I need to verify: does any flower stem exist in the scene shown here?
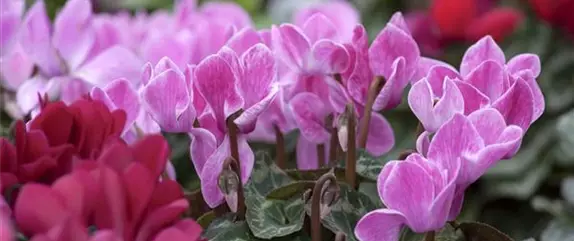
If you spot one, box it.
[358,76,384,149]
[424,231,435,241]
[274,125,286,169]
[226,112,245,220]
[317,144,326,167]
[328,126,339,166]
[311,172,338,241]
[335,232,346,241]
[344,103,357,189]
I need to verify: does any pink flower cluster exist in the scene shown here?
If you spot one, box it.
[355,34,544,241]
[1,0,545,240]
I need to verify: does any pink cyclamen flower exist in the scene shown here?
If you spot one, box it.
[140,57,197,133]
[409,36,543,134]
[355,110,522,240]
[189,44,278,208]
[0,196,13,241]
[16,0,142,114]
[355,153,459,241]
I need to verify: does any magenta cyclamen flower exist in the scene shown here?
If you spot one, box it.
[355,153,459,241]
[355,110,522,240]
[409,36,544,134]
[189,44,278,208]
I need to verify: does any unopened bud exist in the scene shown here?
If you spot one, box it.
[218,168,240,212]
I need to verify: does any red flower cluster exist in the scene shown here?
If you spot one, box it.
[0,98,126,194]
[0,98,202,241]
[528,0,574,37]
[407,0,523,55]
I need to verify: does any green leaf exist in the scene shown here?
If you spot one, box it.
[457,222,514,241]
[556,111,574,167]
[285,167,348,182]
[243,151,305,239]
[266,181,317,200]
[354,150,386,181]
[311,184,380,241]
[245,195,306,239]
[247,151,293,196]
[202,214,255,241]
[357,182,383,208]
[399,225,464,241]
[541,219,574,241]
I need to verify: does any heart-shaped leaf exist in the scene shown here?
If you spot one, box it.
[245,195,306,239]
[202,213,255,241]
[457,221,514,241]
[266,181,317,200]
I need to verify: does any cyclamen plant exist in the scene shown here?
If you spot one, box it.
[0,0,546,241]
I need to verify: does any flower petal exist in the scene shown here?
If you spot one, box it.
[20,1,63,77]
[74,46,143,87]
[53,0,94,70]
[369,23,419,80]
[271,24,311,71]
[381,161,435,232]
[354,209,405,241]
[188,128,217,174]
[235,44,279,133]
[141,68,195,133]
[200,135,253,208]
[372,57,409,111]
[296,135,329,170]
[416,131,430,156]
[492,77,534,131]
[195,54,243,130]
[290,92,330,143]
[460,36,505,76]
[364,112,395,156]
[428,114,484,183]
[226,27,263,55]
[302,13,337,43]
[311,39,350,74]
[464,60,505,100]
[507,54,541,77]
[514,70,544,121]
[15,184,67,236]
[453,80,489,115]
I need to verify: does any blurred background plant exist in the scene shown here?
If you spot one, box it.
[3,0,574,240]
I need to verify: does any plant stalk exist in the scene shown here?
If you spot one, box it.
[274,125,286,169]
[358,76,384,149]
[226,112,245,220]
[328,126,339,166]
[344,103,357,189]
[311,172,338,241]
[317,144,326,168]
[424,231,435,241]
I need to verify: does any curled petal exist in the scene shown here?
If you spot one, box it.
[293,1,359,41]
[15,184,67,236]
[388,12,411,34]
[507,54,541,77]
[354,209,405,241]
[290,93,330,143]
[311,40,350,73]
[369,24,420,80]
[372,57,408,111]
[425,65,461,97]
[514,70,544,121]
[416,131,431,156]
[96,78,140,130]
[492,78,534,131]
[364,112,394,156]
[412,57,456,84]
[235,44,279,133]
[460,36,505,76]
